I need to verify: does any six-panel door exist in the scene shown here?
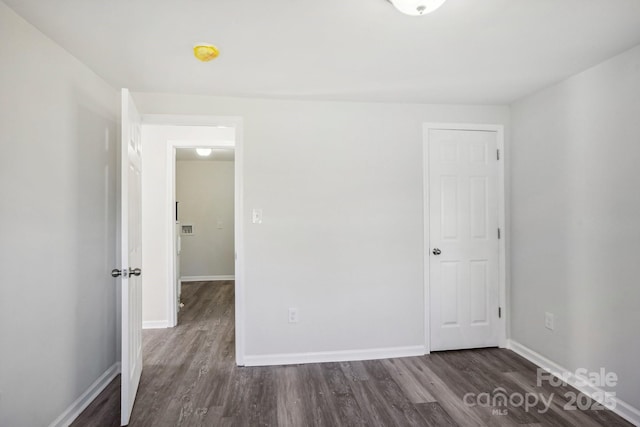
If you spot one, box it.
[429,129,500,352]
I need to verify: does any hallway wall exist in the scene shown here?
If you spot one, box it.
[177,160,235,278]
[0,3,119,426]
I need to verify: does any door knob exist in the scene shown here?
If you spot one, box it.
[129,267,142,277]
[432,248,442,255]
[111,268,128,278]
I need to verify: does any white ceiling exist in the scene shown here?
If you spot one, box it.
[176,148,235,162]
[6,0,640,104]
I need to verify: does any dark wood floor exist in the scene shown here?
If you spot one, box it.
[73,281,631,427]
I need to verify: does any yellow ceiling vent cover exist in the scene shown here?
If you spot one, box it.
[193,43,219,62]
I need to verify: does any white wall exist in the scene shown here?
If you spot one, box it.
[134,93,510,358]
[0,2,119,426]
[511,44,640,410]
[141,125,235,324]
[177,160,235,278]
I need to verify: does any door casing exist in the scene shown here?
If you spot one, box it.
[422,123,507,354]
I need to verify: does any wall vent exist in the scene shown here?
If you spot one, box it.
[181,224,194,235]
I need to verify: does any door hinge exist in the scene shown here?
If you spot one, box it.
[499,307,502,318]
[498,228,501,239]
[497,149,500,160]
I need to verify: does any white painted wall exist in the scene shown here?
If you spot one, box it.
[511,44,640,410]
[141,125,235,324]
[177,160,235,278]
[0,3,119,426]
[134,93,510,358]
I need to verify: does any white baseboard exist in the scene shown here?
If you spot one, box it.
[507,340,640,426]
[243,345,425,367]
[181,275,235,282]
[49,362,121,427]
[143,320,170,329]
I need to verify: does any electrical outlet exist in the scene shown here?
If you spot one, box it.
[288,308,299,323]
[545,312,554,330]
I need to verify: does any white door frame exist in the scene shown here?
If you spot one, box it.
[422,123,507,354]
[142,114,246,366]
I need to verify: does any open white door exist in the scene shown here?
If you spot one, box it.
[119,88,143,425]
[428,128,501,352]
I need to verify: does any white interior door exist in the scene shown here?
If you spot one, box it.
[120,88,143,425]
[428,128,500,352]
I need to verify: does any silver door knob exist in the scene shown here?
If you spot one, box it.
[432,248,442,255]
[111,268,128,278]
[129,267,142,277]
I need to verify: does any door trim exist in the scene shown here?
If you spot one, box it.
[142,114,246,366]
[422,123,506,354]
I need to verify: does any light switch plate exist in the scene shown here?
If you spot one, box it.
[252,208,263,224]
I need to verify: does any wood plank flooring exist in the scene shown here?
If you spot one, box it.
[72,282,632,426]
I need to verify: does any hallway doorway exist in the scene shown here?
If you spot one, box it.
[174,147,236,321]
[139,115,246,368]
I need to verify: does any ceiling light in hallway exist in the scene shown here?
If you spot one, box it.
[389,0,447,16]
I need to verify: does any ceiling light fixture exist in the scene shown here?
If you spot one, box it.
[389,0,447,16]
[193,43,219,62]
[196,148,213,156]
